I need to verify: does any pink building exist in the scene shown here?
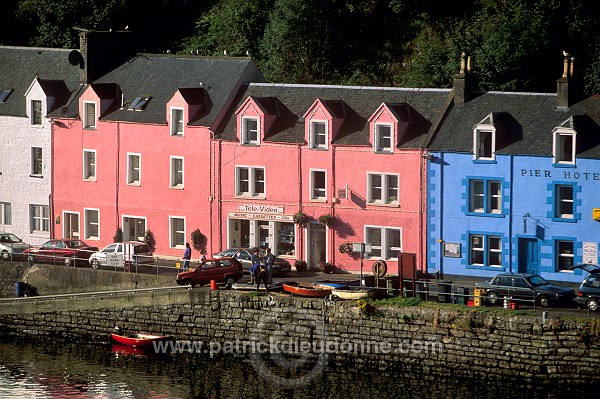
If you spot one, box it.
[52,51,264,258]
[213,83,450,273]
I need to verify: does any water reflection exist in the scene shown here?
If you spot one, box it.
[0,337,597,399]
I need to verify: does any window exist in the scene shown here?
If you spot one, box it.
[556,185,573,218]
[468,179,502,214]
[367,173,398,204]
[171,108,184,136]
[474,128,495,160]
[30,205,50,233]
[365,226,402,260]
[0,202,11,226]
[127,153,141,185]
[170,217,185,248]
[31,147,43,176]
[236,166,265,197]
[83,150,96,181]
[469,234,502,267]
[374,124,393,152]
[84,209,99,240]
[83,102,96,129]
[553,130,575,164]
[31,100,42,125]
[127,97,150,111]
[310,170,326,200]
[310,121,327,149]
[556,240,574,271]
[170,157,184,188]
[242,117,259,145]
[0,89,12,103]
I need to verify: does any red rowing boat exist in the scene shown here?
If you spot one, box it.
[111,330,172,348]
[283,282,332,297]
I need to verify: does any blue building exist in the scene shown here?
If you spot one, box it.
[427,54,600,283]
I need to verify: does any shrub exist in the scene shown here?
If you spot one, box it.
[113,227,123,243]
[143,230,156,252]
[320,261,335,274]
[294,260,307,272]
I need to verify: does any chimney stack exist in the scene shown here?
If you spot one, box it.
[454,52,473,106]
[557,52,574,109]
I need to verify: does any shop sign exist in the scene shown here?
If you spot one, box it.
[238,204,284,214]
[229,211,293,221]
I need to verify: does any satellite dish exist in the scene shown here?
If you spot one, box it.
[68,50,83,67]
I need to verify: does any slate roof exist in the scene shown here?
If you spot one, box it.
[217,83,451,148]
[84,54,265,127]
[0,46,83,117]
[429,91,600,158]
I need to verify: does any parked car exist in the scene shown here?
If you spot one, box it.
[0,233,30,261]
[24,239,99,267]
[570,264,600,311]
[88,241,154,269]
[213,247,292,275]
[476,272,575,308]
[175,257,243,288]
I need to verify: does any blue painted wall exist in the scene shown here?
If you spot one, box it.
[427,152,599,283]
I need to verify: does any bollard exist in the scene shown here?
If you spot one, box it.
[210,280,218,290]
[542,311,549,324]
[503,296,509,309]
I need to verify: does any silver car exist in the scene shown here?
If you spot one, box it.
[88,241,154,269]
[0,233,30,261]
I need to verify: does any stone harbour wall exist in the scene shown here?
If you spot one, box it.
[1,289,599,384]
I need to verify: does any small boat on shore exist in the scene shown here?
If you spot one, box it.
[111,327,172,348]
[315,281,350,290]
[332,287,377,300]
[230,282,284,292]
[283,282,332,297]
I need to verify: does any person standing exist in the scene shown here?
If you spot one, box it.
[199,250,207,264]
[264,248,275,284]
[183,242,191,269]
[250,248,261,284]
[256,264,269,293]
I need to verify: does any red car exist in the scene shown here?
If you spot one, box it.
[176,257,243,288]
[24,239,99,267]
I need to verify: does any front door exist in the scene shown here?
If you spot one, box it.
[308,223,326,270]
[123,217,146,242]
[63,212,79,238]
[258,221,270,250]
[518,238,539,274]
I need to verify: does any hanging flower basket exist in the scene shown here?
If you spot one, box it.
[293,211,309,227]
[338,242,353,255]
[318,214,334,227]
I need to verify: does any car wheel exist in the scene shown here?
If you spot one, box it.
[538,295,550,308]
[587,298,599,312]
[1,251,10,261]
[486,291,499,305]
[91,259,100,269]
[27,255,35,264]
[184,279,196,288]
[225,276,236,286]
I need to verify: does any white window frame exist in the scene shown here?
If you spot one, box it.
[241,117,260,145]
[83,101,96,129]
[469,179,502,214]
[31,99,42,125]
[170,107,184,136]
[469,234,502,267]
[309,120,328,150]
[310,169,327,201]
[84,208,100,240]
[127,153,141,185]
[83,149,96,181]
[364,226,402,260]
[473,126,495,160]
[556,185,574,219]
[235,166,266,197]
[553,128,576,165]
[31,147,43,176]
[367,172,399,205]
[374,123,393,153]
[0,202,11,226]
[169,216,186,248]
[30,204,50,233]
[170,156,184,189]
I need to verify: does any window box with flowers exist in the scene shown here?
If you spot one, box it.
[338,242,353,255]
[293,211,309,227]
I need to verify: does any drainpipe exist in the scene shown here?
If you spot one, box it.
[50,123,55,239]
[419,148,426,274]
[509,154,514,273]
[439,152,444,278]
[115,122,120,229]
[331,144,336,266]
[297,144,303,261]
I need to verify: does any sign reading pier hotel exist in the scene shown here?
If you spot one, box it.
[230,204,292,221]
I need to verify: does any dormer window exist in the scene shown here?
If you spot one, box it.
[310,121,327,149]
[241,117,260,145]
[83,101,96,129]
[31,100,42,125]
[127,97,150,111]
[0,89,12,103]
[170,108,184,136]
[374,123,393,153]
[473,128,495,160]
[553,130,575,165]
